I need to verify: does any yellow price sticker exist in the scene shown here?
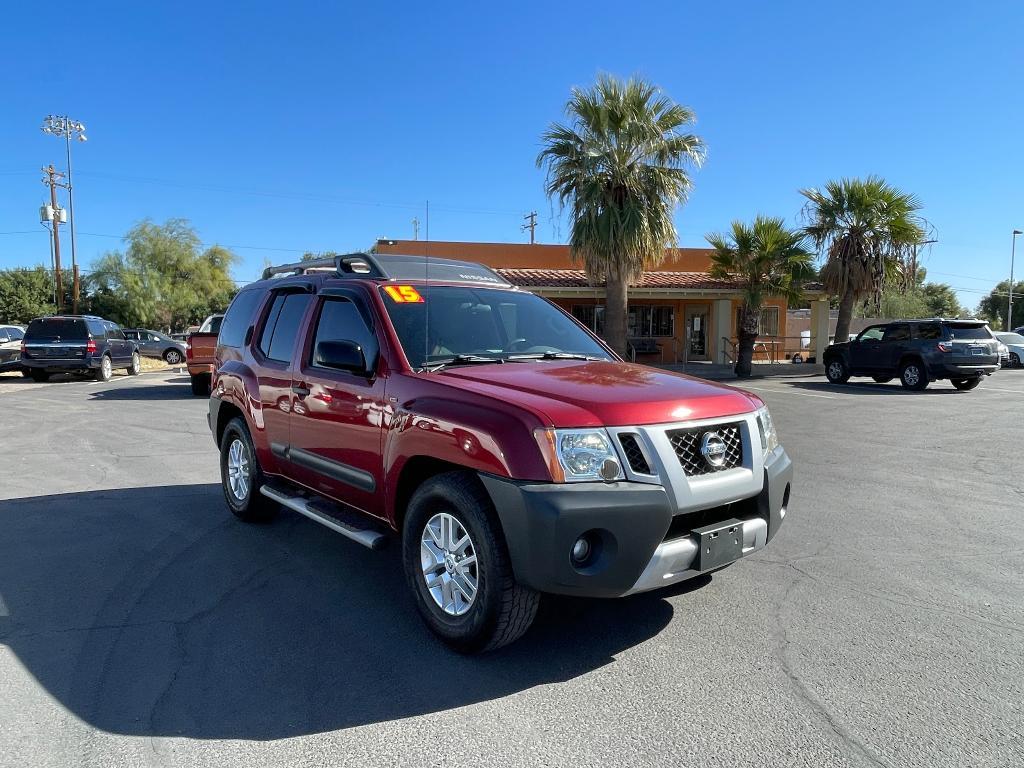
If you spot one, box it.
[383,285,425,303]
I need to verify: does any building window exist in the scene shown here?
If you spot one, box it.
[574,304,674,337]
[734,306,781,337]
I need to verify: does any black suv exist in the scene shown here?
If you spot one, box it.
[21,315,141,382]
[823,319,999,391]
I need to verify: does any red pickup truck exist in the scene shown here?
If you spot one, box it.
[186,314,223,395]
[208,253,793,652]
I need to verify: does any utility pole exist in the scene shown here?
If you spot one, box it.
[412,217,420,240]
[1009,230,1021,331]
[522,211,537,244]
[41,165,66,312]
[42,115,87,312]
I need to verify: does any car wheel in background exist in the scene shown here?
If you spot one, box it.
[190,373,210,396]
[872,376,893,383]
[29,369,49,382]
[825,358,849,384]
[951,377,981,391]
[219,417,278,522]
[128,352,141,375]
[164,349,183,365]
[899,360,928,391]
[95,355,113,382]
[1012,353,1021,369]
[402,471,539,653]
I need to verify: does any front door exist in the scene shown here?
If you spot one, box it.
[684,305,709,361]
[850,325,886,372]
[288,293,388,520]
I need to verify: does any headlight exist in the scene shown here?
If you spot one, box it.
[535,428,624,482]
[756,406,779,456]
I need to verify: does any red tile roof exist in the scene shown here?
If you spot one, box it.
[495,268,742,290]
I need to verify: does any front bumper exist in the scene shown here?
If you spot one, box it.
[480,445,793,598]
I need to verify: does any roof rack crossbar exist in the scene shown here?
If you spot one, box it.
[261,252,385,280]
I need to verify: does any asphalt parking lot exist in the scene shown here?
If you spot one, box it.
[0,369,1021,768]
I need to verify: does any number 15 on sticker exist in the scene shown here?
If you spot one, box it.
[383,285,425,303]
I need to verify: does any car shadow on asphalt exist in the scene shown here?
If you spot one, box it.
[788,381,964,395]
[89,383,197,400]
[0,484,683,740]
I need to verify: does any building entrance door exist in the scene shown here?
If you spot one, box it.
[684,305,709,361]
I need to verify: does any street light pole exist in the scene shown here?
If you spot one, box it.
[1010,230,1022,331]
[41,115,87,313]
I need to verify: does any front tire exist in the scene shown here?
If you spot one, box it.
[1011,352,1021,369]
[825,358,849,384]
[128,352,141,375]
[219,417,278,522]
[951,377,981,391]
[402,472,539,653]
[899,360,928,391]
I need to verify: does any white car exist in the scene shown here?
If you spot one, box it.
[993,332,1024,368]
[0,325,25,372]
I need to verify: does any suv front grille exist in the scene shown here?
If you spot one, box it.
[666,423,743,476]
[618,433,651,474]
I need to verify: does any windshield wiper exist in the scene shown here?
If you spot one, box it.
[422,355,504,373]
[507,352,606,361]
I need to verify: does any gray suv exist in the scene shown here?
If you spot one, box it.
[823,319,999,391]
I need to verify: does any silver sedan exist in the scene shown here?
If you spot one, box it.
[994,332,1024,368]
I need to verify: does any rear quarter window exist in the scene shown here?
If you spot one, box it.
[218,291,264,347]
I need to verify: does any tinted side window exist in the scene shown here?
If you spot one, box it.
[858,326,885,342]
[259,294,287,357]
[882,324,910,342]
[105,323,126,341]
[264,294,312,363]
[220,290,264,347]
[915,324,942,340]
[311,299,378,369]
[946,324,992,340]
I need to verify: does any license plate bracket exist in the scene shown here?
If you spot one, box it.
[693,518,744,571]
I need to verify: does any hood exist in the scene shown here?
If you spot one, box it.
[435,360,760,428]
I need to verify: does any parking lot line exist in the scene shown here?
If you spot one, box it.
[741,384,835,399]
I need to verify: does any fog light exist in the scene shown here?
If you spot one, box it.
[571,536,591,564]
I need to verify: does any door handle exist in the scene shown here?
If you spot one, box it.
[291,384,310,398]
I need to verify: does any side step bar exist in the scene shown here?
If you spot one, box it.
[259,486,388,551]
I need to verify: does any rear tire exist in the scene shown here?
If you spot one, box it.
[402,471,539,653]
[95,355,113,382]
[164,349,183,365]
[190,373,210,396]
[1012,353,1021,368]
[872,376,893,383]
[899,360,928,391]
[29,369,49,382]
[219,417,278,522]
[825,358,849,384]
[128,352,141,375]
[951,377,981,391]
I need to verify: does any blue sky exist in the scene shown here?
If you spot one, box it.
[2,1,1021,310]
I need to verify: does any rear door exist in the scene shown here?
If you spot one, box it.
[104,323,131,364]
[287,290,387,518]
[879,323,912,371]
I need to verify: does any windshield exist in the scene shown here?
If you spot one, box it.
[380,285,612,369]
[25,318,88,341]
[996,333,1024,344]
[946,324,992,340]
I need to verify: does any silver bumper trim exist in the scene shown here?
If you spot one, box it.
[623,516,768,596]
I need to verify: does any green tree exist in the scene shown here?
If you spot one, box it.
[0,266,57,323]
[83,219,239,330]
[976,280,1024,329]
[801,177,926,344]
[537,75,705,356]
[920,282,962,318]
[707,216,814,377]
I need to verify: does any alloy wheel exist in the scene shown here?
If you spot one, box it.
[827,361,843,380]
[101,356,112,380]
[420,512,479,616]
[227,438,251,502]
[904,365,920,387]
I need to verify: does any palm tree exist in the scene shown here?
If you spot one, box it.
[537,75,705,356]
[707,217,814,377]
[801,176,926,344]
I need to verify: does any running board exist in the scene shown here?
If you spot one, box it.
[259,486,388,551]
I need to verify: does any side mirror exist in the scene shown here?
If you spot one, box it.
[315,339,368,374]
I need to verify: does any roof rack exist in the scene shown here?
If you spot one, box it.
[261,252,512,287]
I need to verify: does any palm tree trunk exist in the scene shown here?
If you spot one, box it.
[833,285,856,347]
[735,304,759,378]
[604,266,630,358]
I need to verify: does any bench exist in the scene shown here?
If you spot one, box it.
[627,337,663,362]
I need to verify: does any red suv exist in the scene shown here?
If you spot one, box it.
[208,253,793,652]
